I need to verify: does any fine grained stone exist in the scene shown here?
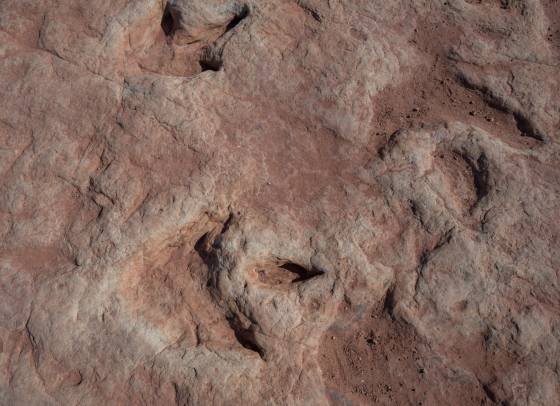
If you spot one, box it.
[0,0,559,404]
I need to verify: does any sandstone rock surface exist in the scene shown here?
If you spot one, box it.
[0,0,559,404]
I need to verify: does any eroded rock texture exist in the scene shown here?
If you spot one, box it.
[0,0,559,404]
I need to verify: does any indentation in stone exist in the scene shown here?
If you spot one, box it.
[251,260,324,289]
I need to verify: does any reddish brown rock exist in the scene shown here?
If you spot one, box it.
[0,0,559,404]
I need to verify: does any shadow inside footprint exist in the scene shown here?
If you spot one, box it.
[253,261,324,288]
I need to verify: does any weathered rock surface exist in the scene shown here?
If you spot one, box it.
[0,0,559,404]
